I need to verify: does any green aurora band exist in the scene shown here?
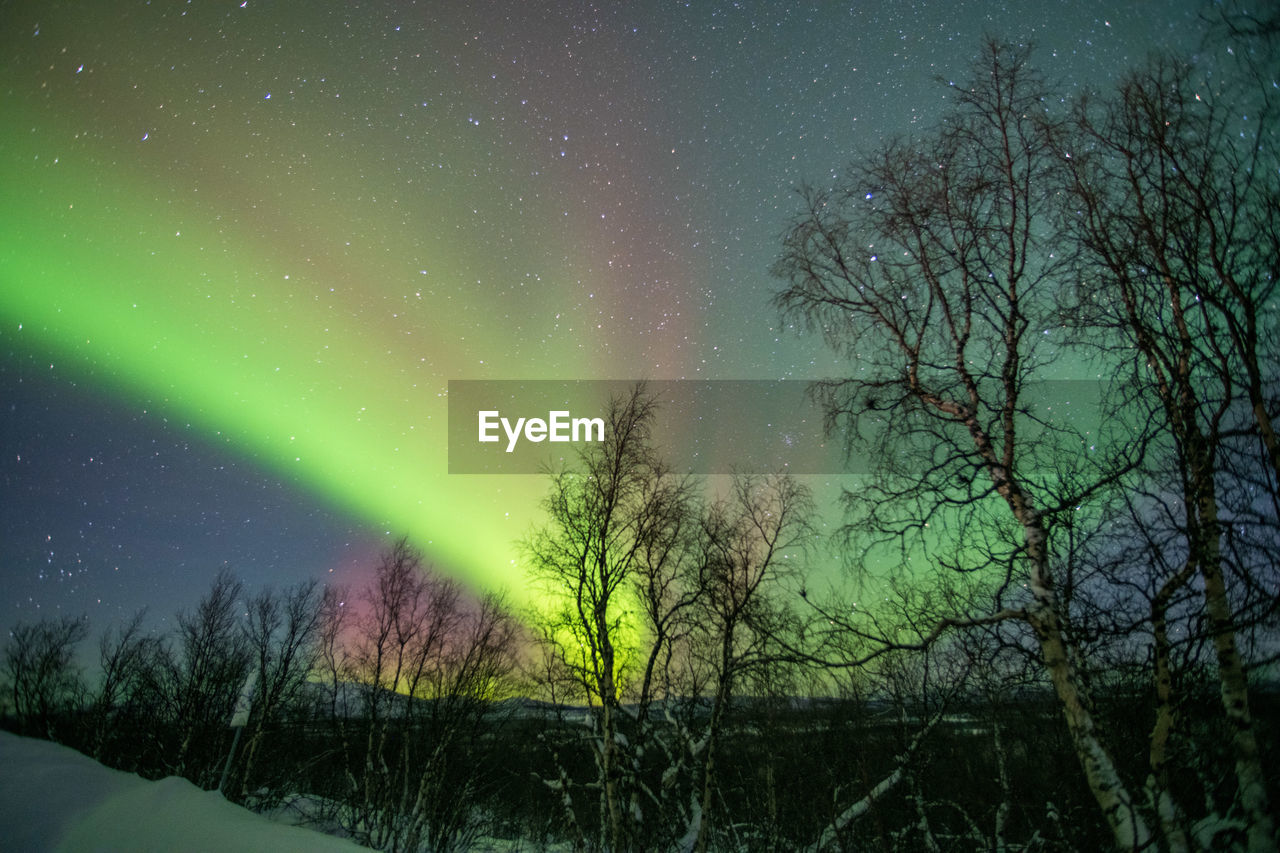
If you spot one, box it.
[0,1,793,614]
[1,107,563,604]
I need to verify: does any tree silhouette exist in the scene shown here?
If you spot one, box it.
[2,615,87,740]
[1061,42,1279,852]
[774,39,1155,850]
[525,382,697,851]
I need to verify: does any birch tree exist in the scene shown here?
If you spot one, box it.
[525,383,699,852]
[773,40,1153,850]
[680,473,813,853]
[331,537,519,852]
[526,384,818,851]
[1062,44,1279,852]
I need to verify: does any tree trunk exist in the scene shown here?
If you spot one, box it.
[1191,442,1277,853]
[975,417,1151,850]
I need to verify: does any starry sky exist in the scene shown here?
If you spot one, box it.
[1,1,1205,637]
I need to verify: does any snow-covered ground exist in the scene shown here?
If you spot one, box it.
[0,731,372,852]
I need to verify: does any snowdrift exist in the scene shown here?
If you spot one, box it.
[0,731,370,852]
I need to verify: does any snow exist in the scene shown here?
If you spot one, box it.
[0,731,372,852]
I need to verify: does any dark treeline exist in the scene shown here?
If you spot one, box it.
[5,9,1280,853]
[1,551,524,852]
[2,533,1276,853]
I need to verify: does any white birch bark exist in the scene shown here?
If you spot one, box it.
[807,711,940,852]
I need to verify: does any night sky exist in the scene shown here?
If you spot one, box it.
[1,1,1205,637]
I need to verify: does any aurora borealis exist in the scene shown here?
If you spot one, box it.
[2,1,1204,630]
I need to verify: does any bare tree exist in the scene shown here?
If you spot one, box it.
[233,579,326,802]
[1062,45,1278,852]
[525,385,822,851]
[525,383,699,852]
[321,537,520,852]
[680,473,813,853]
[169,569,251,786]
[87,609,158,760]
[2,614,88,740]
[774,39,1154,850]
